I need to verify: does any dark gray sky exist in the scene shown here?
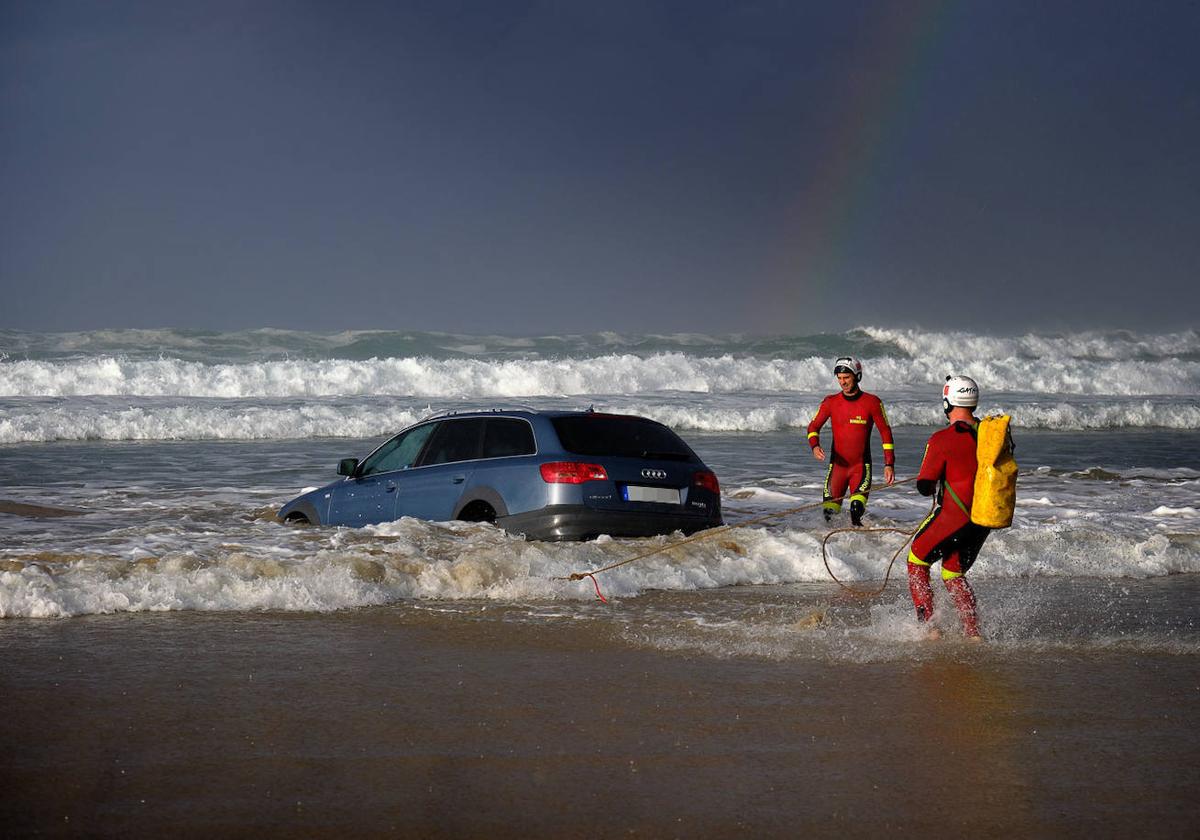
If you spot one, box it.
[3,0,1198,335]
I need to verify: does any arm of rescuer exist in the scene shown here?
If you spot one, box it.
[807,396,832,461]
[873,398,897,485]
[915,438,944,497]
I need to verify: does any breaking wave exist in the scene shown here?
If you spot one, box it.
[4,325,1198,363]
[2,513,1197,619]
[2,326,1197,441]
[3,352,1198,400]
[2,396,1200,446]
[3,395,1199,443]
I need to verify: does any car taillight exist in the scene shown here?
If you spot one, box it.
[693,470,720,494]
[540,461,609,484]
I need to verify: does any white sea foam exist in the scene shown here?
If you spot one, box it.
[1150,506,1198,517]
[3,325,1197,440]
[2,511,1197,618]
[861,326,1200,363]
[3,394,1199,443]
[620,398,1200,432]
[0,402,426,443]
[3,351,1198,400]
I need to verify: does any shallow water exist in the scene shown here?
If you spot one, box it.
[2,429,1198,619]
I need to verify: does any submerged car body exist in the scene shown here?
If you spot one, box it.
[277,409,723,541]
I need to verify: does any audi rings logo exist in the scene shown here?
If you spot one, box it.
[641,469,668,480]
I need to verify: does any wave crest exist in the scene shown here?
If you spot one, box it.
[3,395,1199,442]
[2,516,1196,618]
[3,352,1198,400]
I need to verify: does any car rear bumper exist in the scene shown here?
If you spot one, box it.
[498,504,723,542]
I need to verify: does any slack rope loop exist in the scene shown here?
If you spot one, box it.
[820,526,916,599]
[820,491,937,599]
[557,477,921,596]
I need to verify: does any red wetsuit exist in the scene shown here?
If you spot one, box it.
[907,419,990,636]
[806,390,895,514]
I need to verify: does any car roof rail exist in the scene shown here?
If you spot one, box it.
[483,403,541,414]
[415,403,542,423]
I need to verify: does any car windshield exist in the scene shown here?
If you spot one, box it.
[359,423,437,475]
[551,415,697,461]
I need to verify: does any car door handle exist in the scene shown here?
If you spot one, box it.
[385,483,397,493]
[452,476,466,484]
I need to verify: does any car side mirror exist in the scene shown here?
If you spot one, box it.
[337,458,359,477]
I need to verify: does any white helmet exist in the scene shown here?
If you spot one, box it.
[833,356,863,383]
[942,375,979,412]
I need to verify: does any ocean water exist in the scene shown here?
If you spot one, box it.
[4,326,1199,834]
[1,326,1198,651]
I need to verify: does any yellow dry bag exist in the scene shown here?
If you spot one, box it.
[972,415,1018,528]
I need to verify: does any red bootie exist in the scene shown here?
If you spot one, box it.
[907,562,934,624]
[943,575,980,638]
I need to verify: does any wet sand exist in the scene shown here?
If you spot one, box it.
[2,591,1198,838]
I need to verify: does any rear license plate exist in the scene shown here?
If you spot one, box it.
[622,485,681,504]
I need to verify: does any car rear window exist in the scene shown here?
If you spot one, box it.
[551,415,697,461]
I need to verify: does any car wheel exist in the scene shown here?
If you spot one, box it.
[457,501,497,524]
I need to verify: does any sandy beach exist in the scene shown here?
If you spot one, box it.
[3,577,1197,838]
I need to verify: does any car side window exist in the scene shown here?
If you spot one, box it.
[417,418,486,467]
[360,423,437,476]
[482,418,535,458]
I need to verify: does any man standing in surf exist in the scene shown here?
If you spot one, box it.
[806,356,896,526]
[906,375,989,640]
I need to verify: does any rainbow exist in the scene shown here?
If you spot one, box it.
[756,0,958,332]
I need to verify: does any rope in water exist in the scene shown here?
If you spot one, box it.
[817,517,926,599]
[558,476,929,601]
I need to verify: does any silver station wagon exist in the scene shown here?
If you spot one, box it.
[277,408,723,541]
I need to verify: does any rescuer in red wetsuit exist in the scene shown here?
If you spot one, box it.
[907,374,990,639]
[807,356,895,526]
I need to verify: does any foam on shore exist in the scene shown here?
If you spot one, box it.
[3,509,1198,619]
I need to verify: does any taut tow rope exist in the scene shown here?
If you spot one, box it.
[557,476,928,601]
